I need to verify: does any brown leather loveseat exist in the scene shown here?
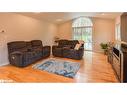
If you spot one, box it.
[7,40,50,67]
[52,40,84,60]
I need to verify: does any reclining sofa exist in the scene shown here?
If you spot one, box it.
[52,40,84,60]
[7,40,50,67]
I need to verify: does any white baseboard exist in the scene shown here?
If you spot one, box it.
[0,63,9,66]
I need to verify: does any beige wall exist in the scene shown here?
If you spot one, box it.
[115,15,121,25]
[0,13,116,65]
[57,21,72,39]
[92,18,115,52]
[0,13,58,66]
[58,18,115,52]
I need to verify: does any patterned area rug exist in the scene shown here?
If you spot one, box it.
[32,58,80,78]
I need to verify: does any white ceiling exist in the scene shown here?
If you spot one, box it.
[17,12,122,24]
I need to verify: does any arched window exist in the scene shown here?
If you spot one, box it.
[72,17,93,50]
[72,17,93,27]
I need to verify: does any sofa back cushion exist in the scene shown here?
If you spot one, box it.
[68,40,79,49]
[7,41,27,53]
[31,40,43,48]
[58,40,80,48]
[58,40,69,47]
[26,42,32,49]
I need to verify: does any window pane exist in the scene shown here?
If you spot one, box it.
[72,17,93,27]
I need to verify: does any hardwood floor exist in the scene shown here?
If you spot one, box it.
[0,51,118,83]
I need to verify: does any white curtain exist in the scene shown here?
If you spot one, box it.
[73,27,92,50]
[72,17,93,50]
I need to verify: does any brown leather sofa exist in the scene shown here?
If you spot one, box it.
[52,40,84,60]
[7,40,50,67]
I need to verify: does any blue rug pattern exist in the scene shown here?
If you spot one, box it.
[33,59,80,78]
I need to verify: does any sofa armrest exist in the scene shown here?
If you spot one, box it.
[9,51,24,67]
[76,47,84,59]
[42,46,51,57]
[79,47,84,51]
[42,46,51,53]
[69,47,84,59]
[9,51,34,60]
[43,46,51,50]
[9,51,23,62]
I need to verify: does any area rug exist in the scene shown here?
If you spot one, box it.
[32,58,80,78]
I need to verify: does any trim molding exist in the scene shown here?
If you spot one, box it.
[0,63,9,66]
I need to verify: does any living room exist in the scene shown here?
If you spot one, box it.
[0,12,124,83]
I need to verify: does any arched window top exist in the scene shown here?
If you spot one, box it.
[72,17,93,27]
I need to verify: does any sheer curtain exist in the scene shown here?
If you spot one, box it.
[115,23,121,41]
[72,17,93,50]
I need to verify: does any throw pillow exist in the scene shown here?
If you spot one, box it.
[78,40,84,44]
[74,44,81,50]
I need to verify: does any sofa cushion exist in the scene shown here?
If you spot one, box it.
[68,40,79,49]
[31,40,43,48]
[26,42,32,49]
[58,40,69,47]
[7,41,27,53]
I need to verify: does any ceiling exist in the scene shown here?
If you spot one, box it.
[17,12,122,24]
